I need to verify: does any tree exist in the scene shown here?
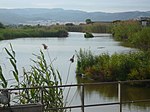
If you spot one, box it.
[85,19,92,24]
[0,22,5,29]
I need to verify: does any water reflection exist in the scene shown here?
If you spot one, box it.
[76,76,150,109]
[122,84,150,107]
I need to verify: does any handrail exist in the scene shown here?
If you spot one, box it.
[0,79,150,112]
[1,79,150,91]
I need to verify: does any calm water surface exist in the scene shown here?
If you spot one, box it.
[0,32,149,112]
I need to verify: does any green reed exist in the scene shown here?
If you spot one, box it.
[0,44,64,112]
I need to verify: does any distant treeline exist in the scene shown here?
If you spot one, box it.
[0,21,111,40]
[52,22,111,33]
[66,23,111,33]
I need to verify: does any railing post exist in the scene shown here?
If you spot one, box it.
[41,87,44,111]
[81,84,85,112]
[118,81,122,112]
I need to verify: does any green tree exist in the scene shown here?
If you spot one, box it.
[85,19,92,24]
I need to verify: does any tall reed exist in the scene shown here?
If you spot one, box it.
[0,44,64,111]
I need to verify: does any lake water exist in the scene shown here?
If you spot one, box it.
[0,32,150,112]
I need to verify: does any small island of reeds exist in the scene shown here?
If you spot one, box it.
[84,32,94,38]
[0,25,68,40]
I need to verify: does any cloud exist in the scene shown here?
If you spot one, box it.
[0,0,149,12]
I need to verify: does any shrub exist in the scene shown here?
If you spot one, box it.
[111,20,141,41]
[130,27,150,51]
[76,49,150,82]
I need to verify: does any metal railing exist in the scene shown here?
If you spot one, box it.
[0,79,150,112]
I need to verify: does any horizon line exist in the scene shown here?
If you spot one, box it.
[0,7,149,13]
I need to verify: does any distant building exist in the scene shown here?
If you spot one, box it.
[139,17,150,26]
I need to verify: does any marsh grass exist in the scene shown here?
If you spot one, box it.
[0,28,68,40]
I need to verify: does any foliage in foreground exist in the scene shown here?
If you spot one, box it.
[76,49,150,82]
[0,44,63,111]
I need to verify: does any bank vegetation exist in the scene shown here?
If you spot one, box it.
[0,25,68,40]
[76,20,150,83]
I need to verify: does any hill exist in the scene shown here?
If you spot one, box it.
[0,8,150,24]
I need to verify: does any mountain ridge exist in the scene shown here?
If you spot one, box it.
[0,8,150,24]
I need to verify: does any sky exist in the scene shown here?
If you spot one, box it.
[0,0,150,12]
